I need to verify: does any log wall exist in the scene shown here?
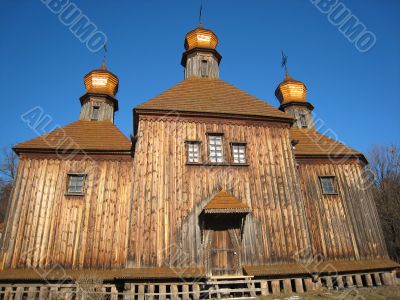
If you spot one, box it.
[128,115,313,268]
[298,160,387,260]
[1,154,133,269]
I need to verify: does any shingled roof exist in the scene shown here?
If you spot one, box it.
[290,128,365,161]
[135,78,293,121]
[14,120,131,154]
[203,191,251,213]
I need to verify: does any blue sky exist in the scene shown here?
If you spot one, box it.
[0,0,399,155]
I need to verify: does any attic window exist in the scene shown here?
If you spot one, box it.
[319,176,337,195]
[299,113,307,128]
[66,173,86,195]
[201,60,208,77]
[91,106,100,121]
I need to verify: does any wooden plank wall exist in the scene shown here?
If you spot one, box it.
[298,161,387,261]
[1,155,133,269]
[128,115,313,268]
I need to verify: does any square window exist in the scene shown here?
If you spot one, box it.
[91,106,100,120]
[319,176,336,194]
[299,113,307,128]
[208,134,223,163]
[232,144,246,164]
[187,142,200,163]
[67,174,86,194]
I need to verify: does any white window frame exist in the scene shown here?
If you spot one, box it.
[232,143,247,164]
[187,141,200,163]
[208,134,224,163]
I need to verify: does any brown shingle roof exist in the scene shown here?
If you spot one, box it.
[204,191,251,213]
[14,120,131,153]
[135,78,293,121]
[244,258,399,277]
[290,128,363,159]
[0,267,205,281]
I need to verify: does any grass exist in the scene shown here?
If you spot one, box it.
[258,285,400,300]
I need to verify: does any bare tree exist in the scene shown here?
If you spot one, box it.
[0,147,18,223]
[369,144,400,262]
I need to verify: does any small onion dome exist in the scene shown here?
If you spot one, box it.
[184,25,218,50]
[83,67,119,96]
[275,73,307,104]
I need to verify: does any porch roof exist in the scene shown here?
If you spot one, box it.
[203,191,251,214]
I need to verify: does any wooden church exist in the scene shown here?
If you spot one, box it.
[0,23,398,299]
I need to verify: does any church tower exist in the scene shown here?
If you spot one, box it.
[275,72,314,129]
[79,65,119,123]
[181,25,222,79]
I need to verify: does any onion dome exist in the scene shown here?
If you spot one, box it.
[83,65,119,96]
[184,25,218,50]
[275,73,307,104]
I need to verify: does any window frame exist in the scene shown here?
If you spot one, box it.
[186,140,201,164]
[299,113,307,128]
[207,133,224,164]
[231,142,247,165]
[319,176,338,195]
[66,173,87,196]
[201,59,208,77]
[91,106,100,121]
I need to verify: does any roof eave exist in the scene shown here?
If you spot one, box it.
[133,108,294,124]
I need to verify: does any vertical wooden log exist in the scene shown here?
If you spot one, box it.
[325,277,333,289]
[159,285,166,300]
[337,276,344,289]
[110,286,118,300]
[365,274,373,287]
[123,283,135,300]
[49,287,58,300]
[27,286,37,300]
[138,285,145,300]
[345,275,354,288]
[295,278,304,293]
[247,280,256,297]
[260,281,269,295]
[355,274,363,287]
[283,279,292,294]
[182,285,190,300]
[382,272,393,286]
[304,278,313,291]
[313,278,322,290]
[39,286,49,299]
[147,285,155,300]
[271,280,280,295]
[391,271,397,284]
[373,273,382,286]
[171,285,178,300]
[4,287,13,300]
[192,284,200,300]
[15,286,24,300]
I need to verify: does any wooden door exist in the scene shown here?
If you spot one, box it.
[210,230,239,276]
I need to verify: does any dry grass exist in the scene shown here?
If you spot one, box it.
[259,285,400,300]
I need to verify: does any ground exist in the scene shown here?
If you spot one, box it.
[259,285,400,300]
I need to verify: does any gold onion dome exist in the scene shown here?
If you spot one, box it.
[184,25,219,50]
[275,73,307,104]
[83,65,119,97]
